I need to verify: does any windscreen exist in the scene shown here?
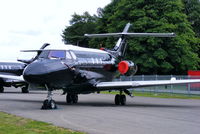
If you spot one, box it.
[48,50,66,59]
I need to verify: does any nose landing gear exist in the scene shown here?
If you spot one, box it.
[41,85,57,110]
[41,99,57,109]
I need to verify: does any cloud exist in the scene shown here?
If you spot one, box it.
[0,0,111,60]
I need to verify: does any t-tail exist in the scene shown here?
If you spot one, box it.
[85,23,175,59]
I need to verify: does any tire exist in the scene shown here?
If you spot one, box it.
[41,99,57,109]
[41,99,49,109]
[22,87,29,93]
[66,94,72,103]
[115,94,120,105]
[0,86,4,93]
[72,94,78,104]
[49,100,57,109]
[120,95,126,105]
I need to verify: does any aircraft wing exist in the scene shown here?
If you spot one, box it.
[96,79,200,90]
[0,74,25,82]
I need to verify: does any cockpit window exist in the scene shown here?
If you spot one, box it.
[66,51,72,59]
[48,50,65,59]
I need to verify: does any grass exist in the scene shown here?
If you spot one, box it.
[101,91,200,99]
[0,112,85,134]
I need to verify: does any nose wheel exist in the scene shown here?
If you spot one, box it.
[41,85,57,110]
[41,99,57,109]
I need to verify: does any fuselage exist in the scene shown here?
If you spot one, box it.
[23,45,119,93]
[0,61,26,88]
[0,61,25,76]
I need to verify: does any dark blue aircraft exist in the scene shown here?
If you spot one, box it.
[0,61,28,93]
[1,23,200,110]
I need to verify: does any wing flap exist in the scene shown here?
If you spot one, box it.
[96,79,200,89]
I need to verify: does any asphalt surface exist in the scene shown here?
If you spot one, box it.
[0,87,200,134]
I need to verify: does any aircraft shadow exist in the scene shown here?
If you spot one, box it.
[0,98,43,104]
[0,98,199,109]
[1,91,48,95]
[56,101,199,109]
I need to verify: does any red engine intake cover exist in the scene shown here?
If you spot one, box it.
[118,61,129,75]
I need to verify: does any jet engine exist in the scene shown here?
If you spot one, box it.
[118,60,137,76]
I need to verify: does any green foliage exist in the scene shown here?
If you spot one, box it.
[93,0,199,74]
[62,12,97,47]
[182,0,200,37]
[62,0,200,75]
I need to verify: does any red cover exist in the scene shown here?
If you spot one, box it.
[188,70,200,88]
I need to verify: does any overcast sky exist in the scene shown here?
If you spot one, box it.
[0,0,111,61]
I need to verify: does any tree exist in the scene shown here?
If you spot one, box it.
[182,0,200,61]
[90,0,199,74]
[182,0,200,37]
[62,12,97,47]
[62,0,200,75]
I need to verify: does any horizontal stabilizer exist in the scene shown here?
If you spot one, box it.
[20,49,44,52]
[85,32,175,38]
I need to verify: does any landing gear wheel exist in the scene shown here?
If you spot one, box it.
[115,94,126,105]
[21,86,29,93]
[66,94,78,104]
[41,99,49,109]
[0,86,4,93]
[49,100,57,109]
[120,95,126,105]
[41,85,57,110]
[41,99,57,110]
[72,94,78,103]
[115,94,120,105]
[66,94,72,104]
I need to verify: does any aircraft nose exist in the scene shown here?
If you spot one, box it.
[23,62,48,83]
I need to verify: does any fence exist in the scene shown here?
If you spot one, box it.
[117,75,200,95]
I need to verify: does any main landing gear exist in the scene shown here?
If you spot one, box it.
[21,85,29,93]
[41,85,57,110]
[66,93,78,104]
[114,90,133,106]
[115,94,126,105]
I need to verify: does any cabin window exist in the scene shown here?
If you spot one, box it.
[72,50,112,64]
[73,51,110,59]
[48,50,66,59]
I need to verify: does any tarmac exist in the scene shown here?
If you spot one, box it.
[0,87,200,134]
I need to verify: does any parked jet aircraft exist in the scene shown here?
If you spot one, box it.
[0,61,28,93]
[1,23,200,110]
[0,43,50,93]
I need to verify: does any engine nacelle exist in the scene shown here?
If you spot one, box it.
[118,60,137,76]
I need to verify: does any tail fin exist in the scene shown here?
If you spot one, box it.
[85,23,175,59]
[113,23,131,58]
